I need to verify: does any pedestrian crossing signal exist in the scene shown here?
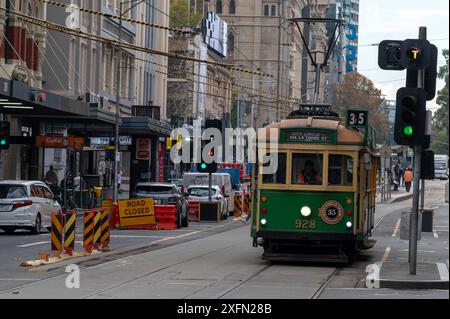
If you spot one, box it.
[0,121,10,150]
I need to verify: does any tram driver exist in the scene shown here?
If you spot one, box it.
[294,160,322,185]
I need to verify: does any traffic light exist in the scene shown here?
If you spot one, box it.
[400,39,431,70]
[0,121,10,150]
[378,40,405,70]
[197,141,218,173]
[394,87,427,146]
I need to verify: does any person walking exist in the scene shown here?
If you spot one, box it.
[44,165,59,185]
[404,168,413,193]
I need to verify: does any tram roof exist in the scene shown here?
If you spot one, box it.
[258,117,364,145]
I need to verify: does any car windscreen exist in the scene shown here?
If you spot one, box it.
[0,185,28,199]
[136,186,173,194]
[188,188,214,197]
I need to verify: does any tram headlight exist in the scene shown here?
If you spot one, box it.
[261,219,267,225]
[301,206,312,217]
[346,221,353,228]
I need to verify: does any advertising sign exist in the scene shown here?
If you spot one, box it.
[136,138,151,161]
[204,12,228,57]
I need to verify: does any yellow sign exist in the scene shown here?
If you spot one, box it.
[118,198,155,227]
[166,137,172,150]
[102,200,113,209]
[176,135,183,150]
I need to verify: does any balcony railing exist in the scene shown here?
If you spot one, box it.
[132,105,161,120]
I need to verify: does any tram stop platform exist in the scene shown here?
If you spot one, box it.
[375,261,449,289]
[366,205,449,290]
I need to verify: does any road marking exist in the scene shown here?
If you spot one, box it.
[401,249,436,253]
[433,231,439,239]
[392,219,401,237]
[437,263,449,281]
[17,241,48,248]
[0,278,41,282]
[110,235,167,239]
[381,246,391,263]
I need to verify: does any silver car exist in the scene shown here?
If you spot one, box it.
[0,181,62,234]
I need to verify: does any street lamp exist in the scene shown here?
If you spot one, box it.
[113,0,148,204]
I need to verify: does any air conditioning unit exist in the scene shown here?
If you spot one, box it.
[85,92,99,103]
[100,96,110,110]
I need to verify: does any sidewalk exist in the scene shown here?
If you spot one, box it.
[377,185,414,204]
[367,204,449,290]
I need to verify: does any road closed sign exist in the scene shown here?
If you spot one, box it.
[118,198,155,227]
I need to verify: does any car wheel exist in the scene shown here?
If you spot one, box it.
[31,215,42,235]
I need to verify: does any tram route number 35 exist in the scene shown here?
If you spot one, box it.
[295,219,316,229]
[346,110,368,128]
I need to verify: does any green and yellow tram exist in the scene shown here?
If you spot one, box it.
[251,105,378,262]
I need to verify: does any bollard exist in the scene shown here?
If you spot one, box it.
[93,209,102,250]
[234,194,242,218]
[50,212,63,258]
[83,211,94,253]
[64,211,77,255]
[100,209,111,251]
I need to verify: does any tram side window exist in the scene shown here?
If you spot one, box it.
[328,155,354,186]
[292,153,323,185]
[262,153,287,184]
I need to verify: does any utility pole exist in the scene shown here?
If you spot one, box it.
[276,0,282,122]
[409,26,427,275]
[113,1,124,205]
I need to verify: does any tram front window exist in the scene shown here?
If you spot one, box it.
[262,153,287,184]
[292,153,323,185]
[328,155,354,186]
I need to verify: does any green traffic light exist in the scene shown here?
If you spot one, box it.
[0,140,6,146]
[402,125,414,137]
[201,163,207,169]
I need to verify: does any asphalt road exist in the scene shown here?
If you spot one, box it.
[0,180,447,299]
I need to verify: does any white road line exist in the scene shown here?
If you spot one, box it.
[392,219,401,237]
[109,235,167,239]
[381,246,391,263]
[0,278,41,281]
[17,241,48,248]
[437,263,449,281]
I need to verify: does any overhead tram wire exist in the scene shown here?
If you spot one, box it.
[0,7,272,79]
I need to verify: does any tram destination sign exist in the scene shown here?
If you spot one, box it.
[282,129,336,144]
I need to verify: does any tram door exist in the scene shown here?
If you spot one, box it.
[360,153,376,237]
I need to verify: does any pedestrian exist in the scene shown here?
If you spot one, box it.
[44,165,59,185]
[117,170,123,190]
[404,168,413,193]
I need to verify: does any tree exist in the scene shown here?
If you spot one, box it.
[431,49,449,155]
[170,0,203,28]
[329,72,390,144]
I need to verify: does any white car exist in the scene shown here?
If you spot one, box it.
[0,181,62,234]
[186,185,228,219]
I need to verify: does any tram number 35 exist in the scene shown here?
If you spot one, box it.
[347,110,368,127]
[295,219,316,229]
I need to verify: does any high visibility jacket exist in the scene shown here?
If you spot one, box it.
[404,170,413,183]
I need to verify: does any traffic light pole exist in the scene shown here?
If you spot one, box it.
[409,26,427,275]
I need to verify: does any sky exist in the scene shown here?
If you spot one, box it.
[358,0,449,112]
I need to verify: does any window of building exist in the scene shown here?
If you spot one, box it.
[216,0,222,14]
[271,4,277,16]
[262,153,287,184]
[263,4,270,16]
[328,155,354,186]
[227,32,235,56]
[229,0,236,14]
[291,153,323,185]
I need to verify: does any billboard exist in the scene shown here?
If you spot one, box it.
[203,12,228,57]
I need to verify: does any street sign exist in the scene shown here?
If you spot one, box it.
[118,198,155,227]
[346,110,369,128]
[136,138,151,160]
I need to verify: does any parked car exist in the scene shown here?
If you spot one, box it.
[186,185,228,219]
[131,182,189,228]
[0,181,62,234]
[182,173,234,214]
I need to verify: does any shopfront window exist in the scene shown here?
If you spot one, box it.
[328,155,354,186]
[262,153,287,184]
[291,153,323,185]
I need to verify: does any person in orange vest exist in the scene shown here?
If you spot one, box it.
[295,160,322,185]
[404,168,413,193]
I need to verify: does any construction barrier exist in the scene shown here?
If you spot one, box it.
[234,194,242,218]
[100,209,111,251]
[93,209,102,250]
[51,212,64,257]
[83,210,94,253]
[155,205,177,230]
[188,200,200,222]
[243,193,251,214]
[110,202,120,229]
[63,211,77,255]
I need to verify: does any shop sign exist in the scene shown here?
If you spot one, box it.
[136,138,151,160]
[36,136,84,149]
